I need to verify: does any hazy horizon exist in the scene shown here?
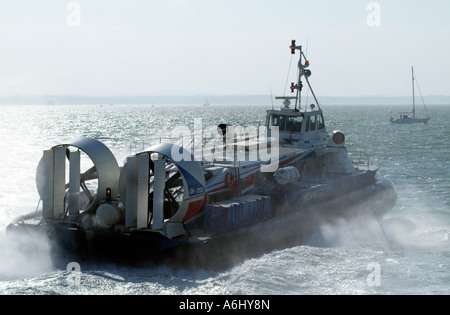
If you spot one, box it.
[1,94,450,106]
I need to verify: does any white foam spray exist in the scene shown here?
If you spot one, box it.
[0,230,53,281]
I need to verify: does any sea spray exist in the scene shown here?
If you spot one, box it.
[0,230,53,281]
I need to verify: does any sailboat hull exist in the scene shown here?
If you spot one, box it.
[390,117,430,124]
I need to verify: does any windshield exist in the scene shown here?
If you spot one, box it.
[269,115,286,131]
[269,114,304,132]
[286,116,303,131]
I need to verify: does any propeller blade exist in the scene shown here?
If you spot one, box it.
[166,172,182,188]
[80,180,94,202]
[81,166,97,181]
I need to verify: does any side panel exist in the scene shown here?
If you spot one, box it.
[40,150,54,220]
[152,159,165,230]
[136,154,149,229]
[68,150,81,220]
[125,156,137,227]
[53,147,66,220]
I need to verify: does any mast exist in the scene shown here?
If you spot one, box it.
[288,40,321,111]
[274,40,321,112]
[296,52,301,111]
[412,66,416,119]
[290,40,302,111]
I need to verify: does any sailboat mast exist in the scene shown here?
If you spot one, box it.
[412,66,416,119]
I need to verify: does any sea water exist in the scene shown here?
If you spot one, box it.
[0,104,449,295]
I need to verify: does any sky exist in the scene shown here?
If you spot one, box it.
[0,0,449,97]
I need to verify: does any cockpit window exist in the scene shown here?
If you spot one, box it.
[269,115,286,131]
[286,116,303,132]
[317,114,325,130]
[305,114,317,132]
[309,115,316,131]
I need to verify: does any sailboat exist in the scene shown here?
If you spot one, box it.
[390,67,430,124]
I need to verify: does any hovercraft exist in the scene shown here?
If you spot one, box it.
[7,41,397,268]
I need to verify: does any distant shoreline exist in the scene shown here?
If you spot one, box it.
[1,95,450,106]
